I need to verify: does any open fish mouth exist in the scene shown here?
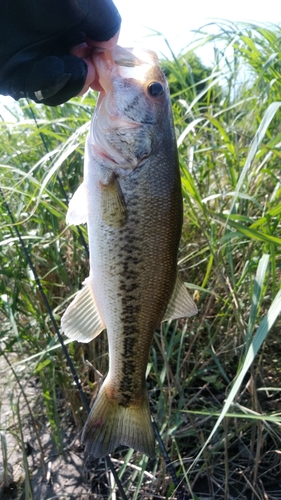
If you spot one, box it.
[113,46,159,66]
[93,45,164,99]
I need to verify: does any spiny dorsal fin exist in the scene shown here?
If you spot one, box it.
[163,275,198,322]
[66,183,88,225]
[61,278,105,342]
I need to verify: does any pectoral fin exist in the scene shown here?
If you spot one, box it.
[100,172,126,228]
[66,183,88,225]
[61,278,105,342]
[163,276,198,322]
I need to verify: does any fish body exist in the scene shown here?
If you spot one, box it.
[61,46,197,458]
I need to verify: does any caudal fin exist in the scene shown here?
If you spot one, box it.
[82,381,155,458]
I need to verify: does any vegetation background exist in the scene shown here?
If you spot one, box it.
[1,21,281,500]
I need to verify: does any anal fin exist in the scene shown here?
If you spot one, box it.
[61,278,105,342]
[163,275,198,322]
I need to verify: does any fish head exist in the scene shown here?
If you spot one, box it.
[90,46,172,172]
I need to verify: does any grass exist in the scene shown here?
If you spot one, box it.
[1,21,281,499]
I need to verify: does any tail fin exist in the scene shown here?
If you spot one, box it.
[82,381,155,458]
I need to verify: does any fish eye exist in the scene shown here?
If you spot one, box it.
[147,81,164,97]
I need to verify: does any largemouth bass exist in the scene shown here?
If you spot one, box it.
[61,46,197,458]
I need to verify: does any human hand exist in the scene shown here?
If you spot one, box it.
[70,30,120,95]
[0,0,121,106]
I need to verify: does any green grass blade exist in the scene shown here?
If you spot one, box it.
[229,101,281,215]
[247,253,269,339]
[188,257,281,472]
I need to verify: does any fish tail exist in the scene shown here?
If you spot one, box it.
[82,381,155,458]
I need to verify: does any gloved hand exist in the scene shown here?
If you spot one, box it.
[0,0,121,106]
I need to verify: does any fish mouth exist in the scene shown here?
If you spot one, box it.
[113,46,159,68]
[91,45,161,166]
[93,45,164,127]
[94,46,159,95]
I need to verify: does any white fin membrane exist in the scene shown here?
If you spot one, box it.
[66,183,88,225]
[61,278,105,342]
[163,275,198,322]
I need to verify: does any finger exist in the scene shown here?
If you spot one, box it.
[70,43,102,93]
[77,58,102,94]
[69,30,120,95]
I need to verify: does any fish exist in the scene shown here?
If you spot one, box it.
[61,45,197,459]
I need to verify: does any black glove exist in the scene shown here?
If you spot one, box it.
[0,0,121,106]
